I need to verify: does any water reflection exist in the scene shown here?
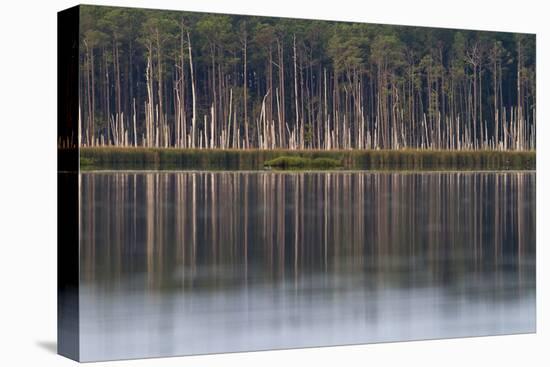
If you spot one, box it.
[79,171,535,361]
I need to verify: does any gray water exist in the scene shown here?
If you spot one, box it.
[79,171,536,361]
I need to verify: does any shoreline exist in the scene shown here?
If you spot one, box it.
[76,147,535,171]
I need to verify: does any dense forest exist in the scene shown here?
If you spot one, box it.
[76,5,536,150]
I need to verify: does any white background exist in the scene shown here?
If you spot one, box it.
[0,0,547,365]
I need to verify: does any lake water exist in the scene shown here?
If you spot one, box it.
[79,171,536,361]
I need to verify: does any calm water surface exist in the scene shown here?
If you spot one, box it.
[79,171,535,361]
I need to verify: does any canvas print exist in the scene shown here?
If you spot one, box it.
[57,5,536,362]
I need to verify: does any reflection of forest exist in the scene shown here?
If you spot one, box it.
[80,172,535,292]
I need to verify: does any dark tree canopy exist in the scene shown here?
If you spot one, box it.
[78,5,536,150]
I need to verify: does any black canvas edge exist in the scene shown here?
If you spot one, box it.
[57,5,81,362]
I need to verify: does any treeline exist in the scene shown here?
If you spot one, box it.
[77,5,536,150]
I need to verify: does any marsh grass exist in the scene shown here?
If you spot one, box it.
[79,147,535,171]
[264,156,343,170]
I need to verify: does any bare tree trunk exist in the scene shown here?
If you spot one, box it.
[516,37,522,150]
[187,32,197,149]
[155,29,164,147]
[293,35,301,149]
[133,98,137,147]
[145,47,154,147]
[243,35,249,148]
[277,38,285,147]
